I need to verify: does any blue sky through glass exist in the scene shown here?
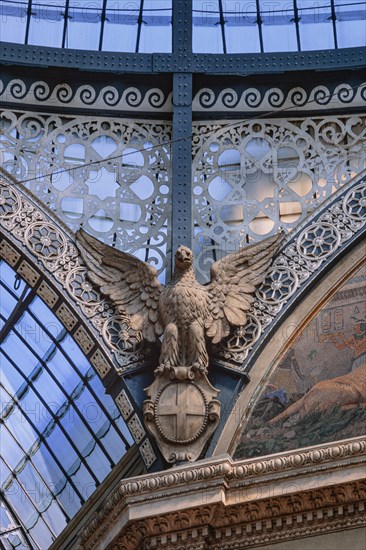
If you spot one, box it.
[0,259,132,549]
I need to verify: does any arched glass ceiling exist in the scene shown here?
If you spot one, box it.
[0,258,134,549]
[0,0,172,52]
[193,0,366,53]
[1,0,365,53]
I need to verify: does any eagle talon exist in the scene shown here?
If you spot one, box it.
[192,363,208,375]
[154,364,172,376]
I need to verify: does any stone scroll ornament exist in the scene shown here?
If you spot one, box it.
[76,229,283,463]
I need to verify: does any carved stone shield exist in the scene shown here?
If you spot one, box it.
[143,367,221,463]
[155,381,208,444]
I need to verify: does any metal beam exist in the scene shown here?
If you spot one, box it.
[1,43,365,76]
[171,72,193,253]
[171,1,193,257]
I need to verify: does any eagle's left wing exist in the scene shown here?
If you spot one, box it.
[205,232,284,344]
[76,229,163,342]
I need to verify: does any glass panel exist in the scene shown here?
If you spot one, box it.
[57,483,82,518]
[59,335,90,376]
[0,261,28,297]
[260,1,297,52]
[102,0,139,52]
[193,21,223,53]
[0,260,134,548]
[335,0,366,49]
[298,0,334,50]
[0,427,24,471]
[15,386,52,436]
[96,423,126,463]
[113,414,134,445]
[80,445,111,481]
[2,402,40,457]
[27,2,65,48]
[0,0,27,43]
[30,368,66,409]
[45,348,80,393]
[59,407,96,456]
[16,462,54,516]
[28,518,55,549]
[192,0,223,53]
[2,333,39,377]
[14,311,60,360]
[4,478,37,531]
[225,22,261,54]
[44,426,79,473]
[39,499,67,535]
[28,296,63,336]
[0,351,24,395]
[31,448,65,496]
[72,385,108,434]
[139,0,172,53]
[1,458,13,493]
[0,284,17,319]
[66,0,103,50]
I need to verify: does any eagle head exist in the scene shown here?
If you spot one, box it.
[175,245,193,270]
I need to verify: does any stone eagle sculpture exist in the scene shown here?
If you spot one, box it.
[76,230,283,373]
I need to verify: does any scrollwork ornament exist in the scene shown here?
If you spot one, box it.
[256,265,299,304]
[296,222,341,260]
[66,267,100,305]
[343,183,366,221]
[219,314,262,363]
[0,109,172,278]
[65,266,106,317]
[215,177,365,369]
[0,182,22,220]
[102,315,143,354]
[24,221,68,259]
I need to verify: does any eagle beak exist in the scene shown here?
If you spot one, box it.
[181,250,191,263]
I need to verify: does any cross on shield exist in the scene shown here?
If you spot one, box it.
[156,381,207,443]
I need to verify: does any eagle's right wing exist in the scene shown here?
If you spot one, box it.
[76,229,163,342]
[205,233,284,344]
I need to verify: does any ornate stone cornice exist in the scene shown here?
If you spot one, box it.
[76,437,366,549]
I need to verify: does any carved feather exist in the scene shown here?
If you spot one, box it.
[76,229,283,368]
[205,232,284,340]
[76,229,163,342]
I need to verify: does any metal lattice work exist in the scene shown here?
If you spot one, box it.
[192,115,366,281]
[0,110,172,280]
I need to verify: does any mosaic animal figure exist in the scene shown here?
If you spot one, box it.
[270,363,366,424]
[76,230,283,373]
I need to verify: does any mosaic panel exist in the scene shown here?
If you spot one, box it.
[233,263,366,460]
